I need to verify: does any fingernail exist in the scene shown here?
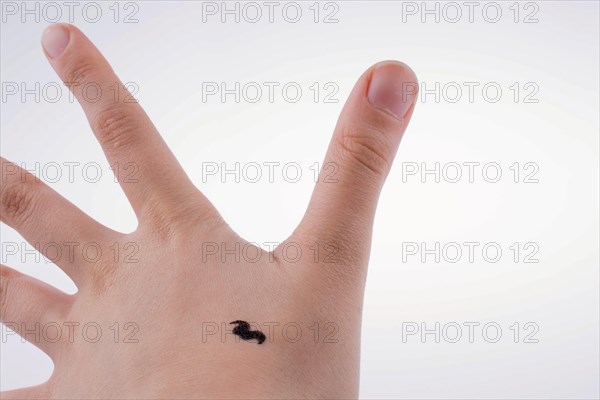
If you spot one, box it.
[367,61,418,120]
[42,24,70,59]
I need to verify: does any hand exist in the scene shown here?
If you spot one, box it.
[0,23,418,399]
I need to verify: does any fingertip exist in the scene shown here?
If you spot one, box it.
[366,60,419,121]
[41,23,72,59]
[0,263,18,280]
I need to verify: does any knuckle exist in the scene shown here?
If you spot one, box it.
[143,199,225,242]
[0,268,15,319]
[90,257,119,295]
[316,234,358,267]
[287,233,365,284]
[91,106,139,153]
[336,124,392,177]
[81,238,124,295]
[64,62,97,90]
[0,180,39,226]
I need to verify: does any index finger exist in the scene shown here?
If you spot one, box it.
[41,24,220,227]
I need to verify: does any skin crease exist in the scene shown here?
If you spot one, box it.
[0,24,418,399]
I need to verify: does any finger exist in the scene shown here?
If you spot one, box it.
[0,157,112,284]
[294,61,418,271]
[1,264,72,357]
[41,23,220,225]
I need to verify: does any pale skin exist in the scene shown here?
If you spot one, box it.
[0,24,418,399]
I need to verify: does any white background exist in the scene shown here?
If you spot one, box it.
[1,1,599,398]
